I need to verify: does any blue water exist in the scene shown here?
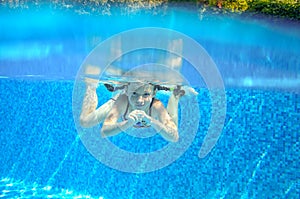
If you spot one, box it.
[0,79,299,198]
[1,3,300,199]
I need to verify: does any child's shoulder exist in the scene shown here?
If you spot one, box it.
[151,98,165,110]
[114,94,128,108]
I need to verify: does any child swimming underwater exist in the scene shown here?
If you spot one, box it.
[80,81,195,142]
[101,82,180,142]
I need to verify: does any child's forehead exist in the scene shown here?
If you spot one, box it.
[128,83,153,92]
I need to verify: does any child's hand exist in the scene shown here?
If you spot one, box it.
[128,110,151,125]
[127,110,140,124]
[136,110,152,124]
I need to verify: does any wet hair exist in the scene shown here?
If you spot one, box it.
[104,84,126,92]
[105,83,171,93]
[154,85,171,92]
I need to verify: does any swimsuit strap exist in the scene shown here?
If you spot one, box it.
[122,100,130,121]
[149,97,155,117]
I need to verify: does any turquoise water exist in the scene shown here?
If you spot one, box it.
[1,79,299,198]
[0,3,299,199]
[1,5,299,88]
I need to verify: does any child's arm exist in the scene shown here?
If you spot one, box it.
[101,95,136,137]
[150,100,179,142]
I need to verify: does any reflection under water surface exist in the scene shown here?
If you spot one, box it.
[0,2,299,199]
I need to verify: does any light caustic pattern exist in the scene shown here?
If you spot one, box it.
[72,28,226,173]
[0,178,100,199]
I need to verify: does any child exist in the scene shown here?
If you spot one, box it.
[100,82,180,142]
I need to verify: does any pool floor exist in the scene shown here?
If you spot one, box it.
[0,79,299,198]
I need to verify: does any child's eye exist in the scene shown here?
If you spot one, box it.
[132,92,137,96]
[143,93,150,97]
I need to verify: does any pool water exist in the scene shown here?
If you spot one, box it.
[1,3,300,199]
[0,79,299,198]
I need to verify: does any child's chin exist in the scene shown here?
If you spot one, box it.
[135,105,145,110]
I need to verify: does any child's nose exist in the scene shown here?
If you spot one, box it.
[137,96,144,103]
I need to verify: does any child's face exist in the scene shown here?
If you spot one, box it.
[127,83,155,110]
